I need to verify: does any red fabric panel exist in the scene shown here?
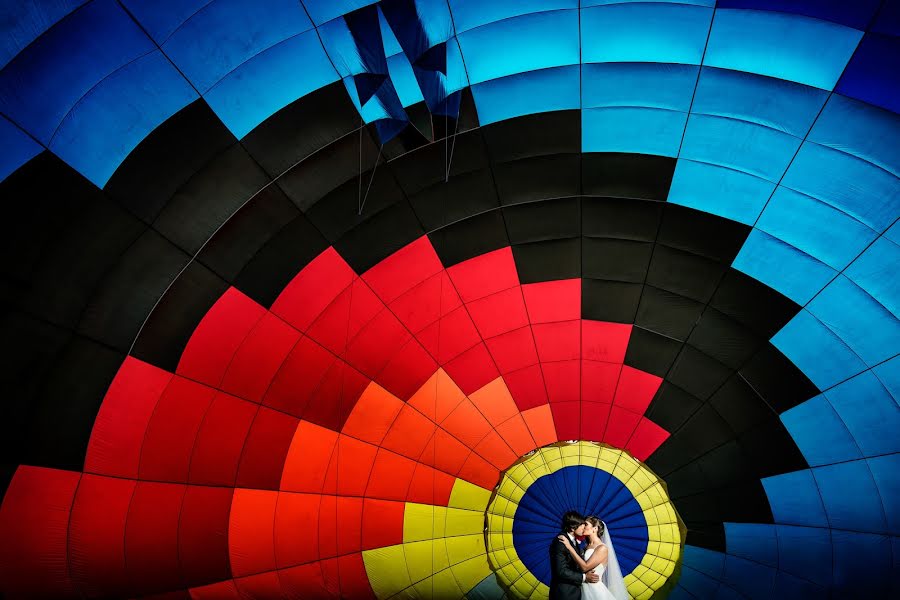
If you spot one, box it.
[341,383,404,445]
[141,591,192,600]
[317,494,338,559]
[485,326,538,374]
[221,312,300,403]
[390,270,462,333]
[235,407,299,490]
[466,286,529,338]
[361,499,405,550]
[274,492,321,567]
[582,320,632,363]
[627,418,670,461]
[233,571,283,599]
[474,430,518,470]
[85,356,171,478]
[441,399,492,448]
[178,486,233,587]
[188,392,258,486]
[406,463,456,506]
[443,342,500,395]
[306,279,383,356]
[278,562,332,599]
[532,320,580,362]
[302,359,369,431]
[375,337,437,400]
[68,474,134,597]
[447,247,519,303]
[336,496,364,555]
[365,450,417,501]
[323,435,378,496]
[320,557,342,598]
[344,308,411,377]
[457,451,501,490]
[337,553,376,600]
[604,406,643,448]
[417,305,480,364]
[263,334,333,417]
[189,579,241,599]
[177,287,266,386]
[522,279,581,323]
[281,421,339,493]
[580,402,612,443]
[381,404,437,459]
[271,246,357,332]
[362,235,443,303]
[582,360,621,404]
[125,481,186,595]
[503,364,548,411]
[614,365,662,414]
[420,429,470,476]
[229,489,278,577]
[541,360,581,403]
[139,376,216,482]
[550,401,581,441]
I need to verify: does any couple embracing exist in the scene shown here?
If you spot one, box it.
[549,511,630,600]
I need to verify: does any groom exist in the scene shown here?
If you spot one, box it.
[549,511,600,599]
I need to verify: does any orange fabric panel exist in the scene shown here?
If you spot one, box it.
[474,429,519,470]
[229,488,278,577]
[468,377,519,426]
[274,492,321,568]
[522,404,558,447]
[381,404,437,459]
[322,435,378,496]
[365,449,417,501]
[457,451,501,490]
[495,414,538,456]
[441,398,492,449]
[342,382,404,444]
[407,369,467,423]
[406,463,456,506]
[420,428,470,476]
[280,421,338,493]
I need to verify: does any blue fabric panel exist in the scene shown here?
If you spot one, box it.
[456,10,579,85]
[732,229,836,305]
[344,4,389,76]
[471,66,579,126]
[716,0,880,31]
[161,0,312,93]
[0,114,42,183]
[721,554,776,599]
[679,114,800,181]
[872,0,900,37]
[410,0,454,47]
[756,187,878,271]
[830,530,893,595]
[303,0,378,26]
[887,221,900,245]
[682,545,725,578]
[783,142,900,233]
[584,0,715,5]
[204,29,338,139]
[723,523,777,567]
[808,275,900,367]
[774,524,833,584]
[867,454,900,536]
[580,2,712,65]
[771,309,868,390]
[121,0,209,44]
[847,236,900,319]
[345,75,390,123]
[51,50,197,188]
[836,32,900,115]
[387,53,424,107]
[873,355,900,405]
[582,62,697,111]
[825,371,900,458]
[668,160,774,225]
[781,395,862,466]
[705,9,863,90]
[692,67,827,138]
[318,17,365,78]
[447,0,576,33]
[0,0,154,144]
[582,107,687,157]
[761,469,828,527]
[0,0,86,69]
[665,585,697,600]
[772,572,827,598]
[814,461,888,532]
[675,567,721,598]
[809,94,900,178]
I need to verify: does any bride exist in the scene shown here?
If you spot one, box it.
[556,517,630,600]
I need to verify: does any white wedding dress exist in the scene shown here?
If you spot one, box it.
[582,548,617,600]
[582,526,631,600]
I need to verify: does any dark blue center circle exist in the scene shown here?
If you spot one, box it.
[512,465,649,585]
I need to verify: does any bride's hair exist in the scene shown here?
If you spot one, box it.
[584,516,605,538]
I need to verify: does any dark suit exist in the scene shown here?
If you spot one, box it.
[549,532,584,600]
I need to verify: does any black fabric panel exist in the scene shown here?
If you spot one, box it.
[687,307,763,369]
[684,523,725,552]
[77,230,192,353]
[694,440,753,489]
[674,491,722,524]
[153,144,270,255]
[582,197,662,241]
[198,184,301,282]
[582,153,675,200]
[738,417,809,478]
[408,168,499,231]
[429,210,509,267]
[334,200,425,273]
[105,99,236,223]
[664,462,709,499]
[711,269,801,339]
[646,244,727,304]
[512,238,581,283]
[582,237,653,283]
[709,374,776,436]
[647,404,735,476]
[503,197,579,244]
[235,213,329,308]
[624,327,681,376]
[740,344,820,413]
[645,382,704,432]
[276,126,380,212]
[668,345,733,401]
[406,102,434,140]
[582,279,642,323]
[241,82,361,178]
[389,129,490,195]
[715,480,774,523]
[130,261,229,372]
[381,121,431,161]
[635,285,705,341]
[493,154,581,206]
[657,204,750,263]
[481,110,580,163]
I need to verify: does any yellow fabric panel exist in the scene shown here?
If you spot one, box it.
[530,583,550,600]
[448,478,492,512]
[498,476,521,502]
[363,545,412,599]
[559,443,581,462]
[404,504,445,542]
[404,539,450,584]
[445,534,486,566]
[445,507,485,537]
[409,568,464,600]
[450,554,493,592]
